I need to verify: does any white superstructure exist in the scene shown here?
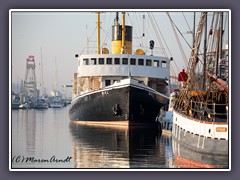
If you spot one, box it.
[73,54,170,98]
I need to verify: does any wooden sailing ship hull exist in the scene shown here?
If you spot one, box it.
[69,81,169,126]
[172,109,229,168]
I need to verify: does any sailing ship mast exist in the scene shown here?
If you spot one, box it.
[174,11,228,121]
[40,47,45,95]
[53,56,59,96]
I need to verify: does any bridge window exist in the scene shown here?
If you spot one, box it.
[138,59,144,66]
[83,58,89,65]
[114,58,120,65]
[154,60,160,67]
[91,58,97,65]
[130,58,136,65]
[122,58,128,65]
[161,60,167,68]
[146,59,152,66]
[105,80,111,86]
[99,58,104,65]
[107,58,112,65]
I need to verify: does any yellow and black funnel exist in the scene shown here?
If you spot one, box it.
[111,12,132,54]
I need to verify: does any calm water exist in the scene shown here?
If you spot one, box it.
[11,106,176,169]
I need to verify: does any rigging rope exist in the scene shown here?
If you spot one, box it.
[182,12,192,33]
[101,12,112,49]
[148,13,167,56]
[166,12,188,68]
[144,13,185,79]
[151,13,168,56]
[167,13,192,50]
[80,26,97,55]
[127,12,144,48]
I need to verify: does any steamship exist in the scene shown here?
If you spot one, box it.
[69,12,170,126]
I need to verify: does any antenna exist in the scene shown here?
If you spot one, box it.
[143,14,145,37]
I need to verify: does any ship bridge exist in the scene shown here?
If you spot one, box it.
[77,54,170,79]
[73,53,170,97]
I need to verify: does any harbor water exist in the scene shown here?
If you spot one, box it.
[11,106,176,169]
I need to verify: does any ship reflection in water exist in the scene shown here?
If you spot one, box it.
[11,108,227,169]
[172,138,229,169]
[69,122,174,168]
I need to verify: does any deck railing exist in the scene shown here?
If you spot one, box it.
[187,100,228,122]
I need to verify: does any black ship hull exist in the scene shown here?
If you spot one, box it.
[69,81,169,126]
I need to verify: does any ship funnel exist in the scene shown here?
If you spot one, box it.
[111,12,132,54]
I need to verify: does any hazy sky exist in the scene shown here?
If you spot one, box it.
[11,10,229,97]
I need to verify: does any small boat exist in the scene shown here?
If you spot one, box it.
[19,102,31,109]
[49,101,63,108]
[155,91,177,134]
[11,95,20,109]
[33,98,49,109]
[156,110,173,135]
[49,96,63,108]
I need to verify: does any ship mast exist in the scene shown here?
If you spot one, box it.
[203,13,207,90]
[174,12,208,112]
[186,12,207,90]
[192,12,196,48]
[40,47,44,95]
[121,12,126,54]
[54,56,59,96]
[217,12,224,78]
[174,11,228,118]
[97,12,101,54]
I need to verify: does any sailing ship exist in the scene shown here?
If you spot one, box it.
[172,11,229,168]
[69,12,170,126]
